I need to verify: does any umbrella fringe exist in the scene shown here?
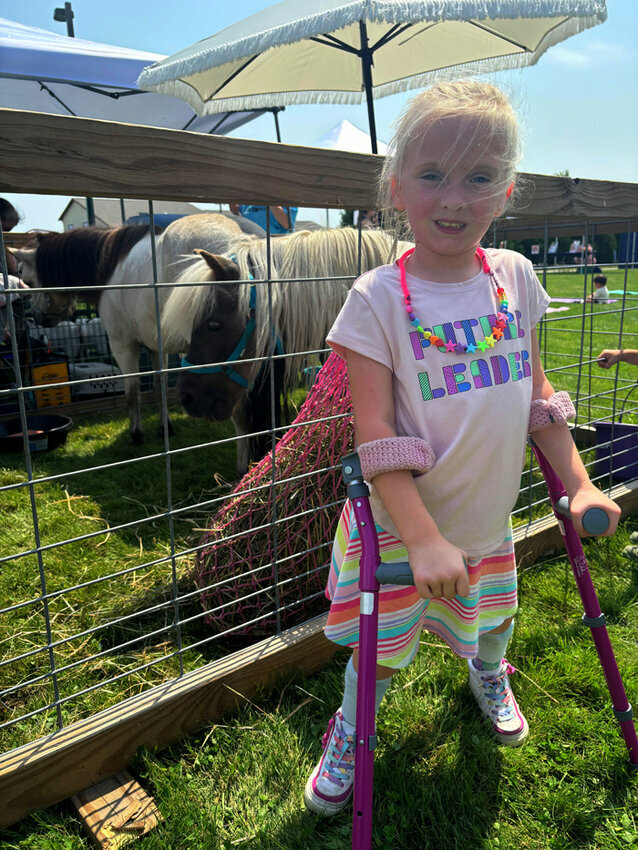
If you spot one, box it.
[144,4,604,120]
[138,2,606,95]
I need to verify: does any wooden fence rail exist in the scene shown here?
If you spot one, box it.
[2,109,638,225]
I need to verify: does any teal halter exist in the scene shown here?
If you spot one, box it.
[181,285,257,389]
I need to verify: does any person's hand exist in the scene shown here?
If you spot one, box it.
[229,204,241,216]
[597,349,622,368]
[566,483,621,538]
[407,536,470,600]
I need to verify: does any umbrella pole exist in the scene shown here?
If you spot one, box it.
[358,21,378,155]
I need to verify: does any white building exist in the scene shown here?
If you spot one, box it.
[59,198,204,230]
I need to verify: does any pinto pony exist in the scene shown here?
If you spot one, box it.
[13,214,252,453]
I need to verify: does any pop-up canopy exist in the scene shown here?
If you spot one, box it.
[0,16,263,135]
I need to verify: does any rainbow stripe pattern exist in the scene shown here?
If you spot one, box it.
[325,501,518,668]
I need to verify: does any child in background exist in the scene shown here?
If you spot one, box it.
[586,273,610,303]
[304,80,620,816]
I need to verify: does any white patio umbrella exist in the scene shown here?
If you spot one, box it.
[138,0,607,153]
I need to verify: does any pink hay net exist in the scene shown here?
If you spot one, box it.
[195,352,353,637]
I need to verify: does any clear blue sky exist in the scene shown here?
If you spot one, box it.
[3,0,637,231]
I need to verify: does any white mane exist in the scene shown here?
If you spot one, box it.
[161,227,411,387]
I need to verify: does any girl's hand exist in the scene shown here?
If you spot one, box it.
[407,536,470,600]
[566,484,621,537]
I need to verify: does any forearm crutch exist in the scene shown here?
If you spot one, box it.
[341,452,426,850]
[341,446,637,850]
[532,442,638,769]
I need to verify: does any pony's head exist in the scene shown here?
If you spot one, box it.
[166,250,253,421]
[162,227,413,426]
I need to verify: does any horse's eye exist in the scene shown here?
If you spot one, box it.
[207,320,222,332]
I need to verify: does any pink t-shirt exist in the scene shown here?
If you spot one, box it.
[327,248,551,558]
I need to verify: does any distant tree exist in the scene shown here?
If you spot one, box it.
[593,233,617,264]
[340,209,354,227]
[555,169,571,177]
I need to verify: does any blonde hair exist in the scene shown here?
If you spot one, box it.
[379,80,521,241]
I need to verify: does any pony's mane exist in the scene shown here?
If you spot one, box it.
[162,227,410,386]
[33,225,160,288]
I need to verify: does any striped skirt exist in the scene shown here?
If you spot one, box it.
[324,501,518,669]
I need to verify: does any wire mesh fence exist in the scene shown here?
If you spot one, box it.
[1,193,637,779]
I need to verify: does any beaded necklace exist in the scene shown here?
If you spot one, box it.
[398,247,511,354]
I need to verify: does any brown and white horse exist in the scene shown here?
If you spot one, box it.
[13,214,253,453]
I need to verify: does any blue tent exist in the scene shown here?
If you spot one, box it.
[617,232,638,267]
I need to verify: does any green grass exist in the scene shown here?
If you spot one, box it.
[1,267,637,847]
[537,269,637,425]
[2,524,637,849]
[0,405,240,751]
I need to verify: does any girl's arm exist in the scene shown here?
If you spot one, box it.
[529,328,621,537]
[345,348,470,600]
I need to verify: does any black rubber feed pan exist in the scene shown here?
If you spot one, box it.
[0,414,73,452]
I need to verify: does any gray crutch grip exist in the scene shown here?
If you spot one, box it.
[375,562,413,585]
[555,496,610,536]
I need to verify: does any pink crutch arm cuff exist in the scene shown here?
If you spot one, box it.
[528,391,576,433]
[357,437,436,481]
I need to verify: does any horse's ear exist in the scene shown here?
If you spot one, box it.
[193,249,240,281]
[12,247,36,263]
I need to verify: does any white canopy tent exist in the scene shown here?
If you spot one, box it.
[0,16,264,134]
[0,16,269,230]
[314,119,388,156]
[311,120,389,227]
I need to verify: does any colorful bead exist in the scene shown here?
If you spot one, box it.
[398,246,512,356]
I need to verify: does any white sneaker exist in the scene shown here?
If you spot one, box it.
[304,709,355,816]
[468,658,529,747]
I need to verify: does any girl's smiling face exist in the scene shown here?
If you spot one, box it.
[392,115,510,282]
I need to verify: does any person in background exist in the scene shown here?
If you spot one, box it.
[0,198,19,233]
[597,348,638,368]
[1,199,26,341]
[229,203,297,235]
[353,209,381,229]
[1,198,21,276]
[586,274,610,303]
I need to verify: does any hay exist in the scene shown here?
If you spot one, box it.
[195,352,352,637]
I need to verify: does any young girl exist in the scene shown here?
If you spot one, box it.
[304,80,620,817]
